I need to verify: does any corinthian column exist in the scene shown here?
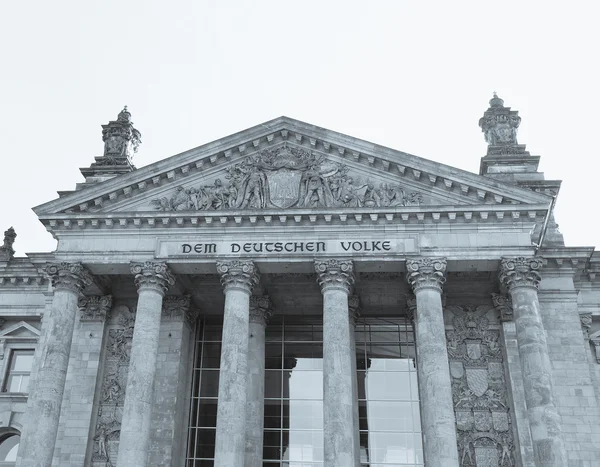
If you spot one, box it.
[405,258,459,467]
[315,259,359,467]
[245,296,272,467]
[116,262,175,467]
[214,260,259,467]
[17,263,92,467]
[499,257,567,466]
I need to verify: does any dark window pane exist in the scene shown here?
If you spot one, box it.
[192,428,216,459]
[264,399,282,429]
[263,430,282,461]
[199,371,220,398]
[265,371,282,399]
[200,343,221,368]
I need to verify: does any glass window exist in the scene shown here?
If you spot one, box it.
[3,350,34,393]
[186,316,422,466]
[0,434,20,462]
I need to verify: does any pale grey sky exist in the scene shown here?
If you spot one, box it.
[1,1,598,256]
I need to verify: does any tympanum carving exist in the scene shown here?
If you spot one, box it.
[446,304,515,466]
[151,145,423,211]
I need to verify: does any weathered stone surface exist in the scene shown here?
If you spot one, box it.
[245,296,271,467]
[499,257,567,467]
[115,262,174,467]
[406,257,459,467]
[316,259,359,467]
[17,262,91,467]
[214,260,258,467]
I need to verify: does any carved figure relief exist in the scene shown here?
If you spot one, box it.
[92,305,135,466]
[151,145,423,211]
[446,305,515,467]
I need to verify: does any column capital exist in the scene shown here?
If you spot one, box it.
[162,295,199,325]
[314,259,355,294]
[406,257,447,293]
[45,262,93,295]
[499,256,544,291]
[491,292,513,321]
[79,295,113,322]
[249,295,272,326]
[216,260,259,294]
[348,295,361,325]
[130,262,175,296]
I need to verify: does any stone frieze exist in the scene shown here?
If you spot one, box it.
[151,145,423,211]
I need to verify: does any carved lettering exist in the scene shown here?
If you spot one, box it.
[169,239,400,257]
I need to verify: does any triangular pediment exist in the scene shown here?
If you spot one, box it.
[0,321,40,340]
[34,117,551,223]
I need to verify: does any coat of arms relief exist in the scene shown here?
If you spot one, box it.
[151,145,423,211]
[445,305,515,467]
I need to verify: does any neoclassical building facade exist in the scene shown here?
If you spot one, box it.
[1,96,599,467]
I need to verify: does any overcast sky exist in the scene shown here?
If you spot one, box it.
[1,1,599,256]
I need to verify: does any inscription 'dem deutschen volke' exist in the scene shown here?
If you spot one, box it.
[181,240,392,255]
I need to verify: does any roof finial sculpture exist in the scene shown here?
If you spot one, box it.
[479,93,528,155]
[0,227,16,261]
[98,106,142,166]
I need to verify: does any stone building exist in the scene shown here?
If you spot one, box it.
[1,96,599,467]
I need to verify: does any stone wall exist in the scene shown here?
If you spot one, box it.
[539,274,600,466]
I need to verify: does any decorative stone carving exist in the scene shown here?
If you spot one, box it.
[580,313,592,340]
[348,295,360,324]
[45,262,93,294]
[446,304,515,467]
[591,336,600,364]
[498,256,544,291]
[130,262,175,296]
[405,293,417,321]
[405,257,447,292]
[79,295,113,322]
[0,227,16,261]
[98,106,142,166]
[491,293,513,322]
[216,260,259,294]
[92,305,136,465]
[314,259,355,294]
[479,93,522,153]
[249,295,272,325]
[161,294,190,320]
[151,145,423,211]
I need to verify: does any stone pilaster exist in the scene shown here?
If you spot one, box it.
[52,295,112,466]
[148,295,196,467]
[214,260,259,467]
[499,257,567,467]
[315,259,359,467]
[116,262,174,467]
[348,295,361,465]
[245,295,272,467]
[406,257,459,467]
[17,262,92,467]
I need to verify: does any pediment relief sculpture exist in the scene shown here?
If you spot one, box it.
[150,145,423,212]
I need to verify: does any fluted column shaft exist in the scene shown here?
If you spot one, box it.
[245,296,272,467]
[17,263,92,467]
[499,257,567,467]
[116,262,175,467]
[315,259,360,467]
[214,260,259,467]
[406,258,459,467]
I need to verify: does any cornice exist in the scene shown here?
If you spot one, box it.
[33,117,551,217]
[38,202,549,236]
